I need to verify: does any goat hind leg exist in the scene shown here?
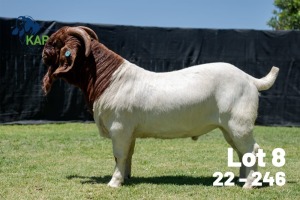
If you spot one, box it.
[224,118,259,188]
[231,134,260,189]
[221,128,246,179]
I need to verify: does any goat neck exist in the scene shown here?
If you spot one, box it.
[81,40,124,111]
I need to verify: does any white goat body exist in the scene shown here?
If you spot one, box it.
[94,61,277,139]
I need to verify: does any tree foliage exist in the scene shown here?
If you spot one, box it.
[267,0,300,30]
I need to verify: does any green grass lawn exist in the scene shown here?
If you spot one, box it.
[0,123,299,199]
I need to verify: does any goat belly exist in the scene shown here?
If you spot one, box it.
[133,101,220,139]
[134,121,219,139]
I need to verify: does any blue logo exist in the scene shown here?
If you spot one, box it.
[11,16,49,45]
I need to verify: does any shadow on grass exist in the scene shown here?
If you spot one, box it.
[66,175,245,187]
[67,175,275,188]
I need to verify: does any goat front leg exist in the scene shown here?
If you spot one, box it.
[108,131,133,188]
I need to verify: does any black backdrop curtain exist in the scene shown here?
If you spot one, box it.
[0,17,299,126]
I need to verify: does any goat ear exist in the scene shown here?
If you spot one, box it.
[42,66,55,94]
[52,46,77,78]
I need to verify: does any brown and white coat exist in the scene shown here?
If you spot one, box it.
[42,26,279,188]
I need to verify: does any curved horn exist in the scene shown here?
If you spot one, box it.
[78,26,99,41]
[66,27,91,57]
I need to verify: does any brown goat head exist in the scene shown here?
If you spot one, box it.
[42,26,98,94]
[42,26,124,110]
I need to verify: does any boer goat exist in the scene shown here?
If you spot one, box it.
[42,26,279,188]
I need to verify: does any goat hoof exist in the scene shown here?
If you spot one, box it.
[108,181,121,188]
[242,183,253,189]
[108,179,122,188]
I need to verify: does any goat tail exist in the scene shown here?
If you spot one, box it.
[251,66,279,91]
